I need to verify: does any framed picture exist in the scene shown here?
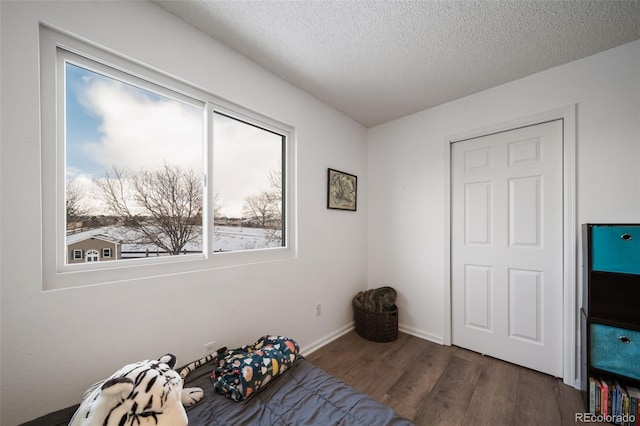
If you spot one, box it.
[327,168,357,211]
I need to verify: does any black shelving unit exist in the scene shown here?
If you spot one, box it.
[582,224,640,419]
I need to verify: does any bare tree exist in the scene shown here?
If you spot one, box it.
[66,178,91,224]
[96,164,202,255]
[266,167,283,219]
[243,192,278,227]
[242,166,284,247]
[243,165,284,227]
[211,189,224,220]
[268,167,282,193]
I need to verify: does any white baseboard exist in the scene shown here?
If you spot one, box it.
[300,322,444,356]
[299,323,354,356]
[398,323,444,345]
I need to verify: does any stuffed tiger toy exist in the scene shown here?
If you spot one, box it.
[69,350,225,426]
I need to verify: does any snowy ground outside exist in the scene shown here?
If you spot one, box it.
[67,225,281,259]
[212,226,282,252]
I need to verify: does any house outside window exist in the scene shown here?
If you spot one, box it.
[67,234,121,264]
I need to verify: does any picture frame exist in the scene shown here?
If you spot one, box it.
[327,168,357,211]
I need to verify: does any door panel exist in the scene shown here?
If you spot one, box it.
[451,120,563,377]
[465,182,492,245]
[508,175,541,247]
[508,268,542,343]
[464,264,493,331]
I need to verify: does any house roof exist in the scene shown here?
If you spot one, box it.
[152,0,640,127]
[66,232,121,246]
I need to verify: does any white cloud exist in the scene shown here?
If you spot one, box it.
[74,75,282,218]
[213,113,282,217]
[67,172,109,215]
[79,78,204,173]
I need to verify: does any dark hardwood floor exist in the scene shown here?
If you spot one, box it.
[305,331,603,425]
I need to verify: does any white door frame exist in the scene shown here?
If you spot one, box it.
[442,104,577,388]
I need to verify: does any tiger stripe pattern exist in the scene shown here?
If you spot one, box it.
[70,354,190,426]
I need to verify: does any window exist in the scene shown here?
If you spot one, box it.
[213,112,285,252]
[40,26,295,289]
[63,57,205,264]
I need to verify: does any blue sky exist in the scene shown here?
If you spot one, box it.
[65,64,105,177]
[65,62,282,217]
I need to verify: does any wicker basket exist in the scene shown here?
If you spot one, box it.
[353,303,398,342]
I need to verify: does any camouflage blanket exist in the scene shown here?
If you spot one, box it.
[353,286,397,312]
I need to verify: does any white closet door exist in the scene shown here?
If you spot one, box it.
[451,120,563,377]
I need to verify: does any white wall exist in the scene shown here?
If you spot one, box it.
[0,2,367,424]
[368,40,640,347]
[3,2,639,424]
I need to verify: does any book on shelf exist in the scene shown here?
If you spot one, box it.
[589,376,640,425]
[590,377,598,415]
[627,386,640,426]
[614,380,621,418]
[602,378,610,417]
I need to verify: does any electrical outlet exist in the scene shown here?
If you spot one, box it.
[315,303,322,317]
[204,340,216,355]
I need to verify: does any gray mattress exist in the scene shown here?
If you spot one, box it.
[21,357,413,426]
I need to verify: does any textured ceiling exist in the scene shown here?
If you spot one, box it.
[152,0,640,127]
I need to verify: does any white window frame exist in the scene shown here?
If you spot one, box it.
[102,248,112,258]
[72,249,83,260]
[40,25,297,291]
